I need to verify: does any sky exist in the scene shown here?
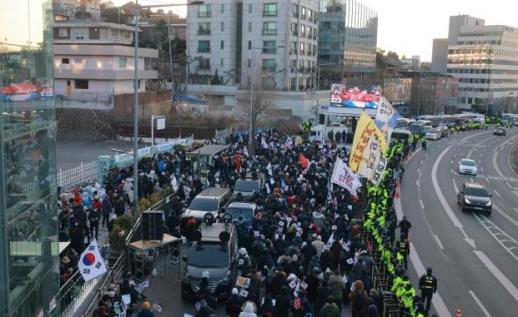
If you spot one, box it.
[111,0,518,62]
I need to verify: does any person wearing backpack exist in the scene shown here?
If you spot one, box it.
[349,280,369,317]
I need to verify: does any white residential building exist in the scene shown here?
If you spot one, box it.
[185,0,320,118]
[53,21,158,109]
[446,16,518,110]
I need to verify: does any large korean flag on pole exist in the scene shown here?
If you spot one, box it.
[78,240,107,281]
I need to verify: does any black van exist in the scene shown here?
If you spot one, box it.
[181,222,238,302]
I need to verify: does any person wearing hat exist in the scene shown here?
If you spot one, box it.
[137,301,155,317]
[225,288,243,317]
[419,267,437,316]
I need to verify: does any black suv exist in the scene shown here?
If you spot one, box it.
[457,183,492,215]
[181,222,238,302]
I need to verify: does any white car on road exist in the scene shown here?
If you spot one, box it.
[458,159,477,175]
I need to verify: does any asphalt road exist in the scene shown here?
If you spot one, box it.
[398,127,518,317]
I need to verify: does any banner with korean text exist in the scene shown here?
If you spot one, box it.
[375,97,400,144]
[331,158,362,198]
[349,112,388,184]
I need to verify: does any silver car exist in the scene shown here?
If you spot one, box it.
[458,159,477,175]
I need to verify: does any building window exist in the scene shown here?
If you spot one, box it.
[198,22,210,35]
[221,22,224,32]
[119,57,127,68]
[263,40,277,54]
[220,40,224,50]
[299,42,305,55]
[58,28,68,37]
[263,3,277,16]
[248,59,251,68]
[75,79,89,89]
[199,58,210,70]
[291,23,298,36]
[248,4,252,14]
[198,40,210,53]
[262,59,276,71]
[248,41,252,50]
[292,4,299,17]
[221,3,224,14]
[74,58,83,64]
[61,58,70,64]
[262,22,277,35]
[89,27,100,40]
[248,22,252,32]
[221,58,224,67]
[301,6,306,19]
[198,4,211,17]
[300,25,306,37]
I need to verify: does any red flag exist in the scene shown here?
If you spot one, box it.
[298,154,309,170]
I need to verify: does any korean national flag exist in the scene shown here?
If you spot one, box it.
[78,240,107,281]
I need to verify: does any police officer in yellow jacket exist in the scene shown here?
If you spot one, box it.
[419,267,438,316]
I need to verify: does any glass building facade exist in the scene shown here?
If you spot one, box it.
[0,0,59,316]
[319,0,378,88]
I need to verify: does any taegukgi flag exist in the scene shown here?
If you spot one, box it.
[78,240,107,281]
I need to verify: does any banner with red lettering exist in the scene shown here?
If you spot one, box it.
[331,158,362,198]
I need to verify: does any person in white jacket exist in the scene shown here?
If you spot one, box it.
[238,301,257,317]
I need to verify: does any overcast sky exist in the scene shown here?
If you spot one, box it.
[113,0,518,62]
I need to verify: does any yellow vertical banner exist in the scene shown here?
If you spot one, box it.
[349,112,388,183]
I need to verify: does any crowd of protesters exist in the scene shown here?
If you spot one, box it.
[70,125,439,317]
[89,128,427,317]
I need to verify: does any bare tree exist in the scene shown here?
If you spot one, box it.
[238,68,275,155]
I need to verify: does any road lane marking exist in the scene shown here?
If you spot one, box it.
[452,178,458,193]
[451,159,454,165]
[514,208,518,213]
[493,150,505,178]
[480,166,485,173]
[416,180,420,187]
[474,213,518,263]
[419,199,424,209]
[493,204,518,229]
[469,290,492,317]
[513,190,518,197]
[433,234,445,250]
[473,250,518,303]
[395,193,452,317]
[494,190,501,198]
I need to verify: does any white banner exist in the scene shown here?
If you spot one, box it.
[78,240,107,282]
[375,97,400,144]
[331,158,362,197]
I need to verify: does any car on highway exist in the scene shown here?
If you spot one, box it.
[458,159,477,175]
[425,127,442,140]
[494,128,506,136]
[457,182,492,215]
[181,222,238,302]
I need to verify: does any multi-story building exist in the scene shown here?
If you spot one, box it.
[447,16,518,111]
[431,38,448,73]
[52,0,159,109]
[400,55,421,71]
[53,20,158,108]
[187,0,319,90]
[186,0,324,118]
[318,0,378,89]
[0,0,59,316]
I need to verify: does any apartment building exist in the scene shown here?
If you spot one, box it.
[447,17,518,111]
[187,0,318,90]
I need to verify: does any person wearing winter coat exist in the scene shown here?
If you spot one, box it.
[319,297,340,317]
[366,304,379,317]
[259,295,275,317]
[239,301,258,317]
[349,280,369,317]
[225,288,243,317]
[327,271,344,311]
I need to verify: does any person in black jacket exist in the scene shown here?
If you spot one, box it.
[419,267,438,316]
[225,288,243,317]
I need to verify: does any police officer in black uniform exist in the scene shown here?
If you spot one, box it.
[419,267,438,316]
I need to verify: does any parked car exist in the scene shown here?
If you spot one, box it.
[224,202,257,227]
[457,182,492,215]
[458,159,477,175]
[233,179,261,201]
